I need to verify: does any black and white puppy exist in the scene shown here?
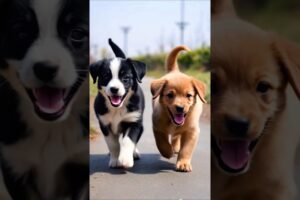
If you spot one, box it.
[90,39,146,168]
[0,0,89,199]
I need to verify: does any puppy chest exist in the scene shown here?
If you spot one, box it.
[2,126,86,197]
[99,109,141,134]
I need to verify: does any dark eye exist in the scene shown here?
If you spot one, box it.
[186,93,193,98]
[12,23,30,40]
[122,77,130,83]
[256,81,271,94]
[68,28,88,49]
[167,92,174,99]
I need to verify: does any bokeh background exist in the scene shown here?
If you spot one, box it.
[234,0,300,43]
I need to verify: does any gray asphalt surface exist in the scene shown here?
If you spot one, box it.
[90,77,211,200]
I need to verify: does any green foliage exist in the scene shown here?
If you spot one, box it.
[90,76,98,97]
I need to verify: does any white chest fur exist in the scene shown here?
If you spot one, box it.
[99,107,141,134]
[1,92,88,199]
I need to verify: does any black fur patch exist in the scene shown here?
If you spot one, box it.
[0,75,28,144]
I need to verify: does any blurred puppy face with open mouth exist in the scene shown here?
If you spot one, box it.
[0,0,89,122]
[153,73,205,126]
[211,18,300,174]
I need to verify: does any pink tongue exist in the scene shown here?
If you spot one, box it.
[34,87,64,114]
[111,96,122,106]
[220,140,250,170]
[174,114,185,125]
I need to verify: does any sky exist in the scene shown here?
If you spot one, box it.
[90,0,210,58]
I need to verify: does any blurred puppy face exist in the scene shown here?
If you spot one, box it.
[211,19,300,174]
[152,73,206,126]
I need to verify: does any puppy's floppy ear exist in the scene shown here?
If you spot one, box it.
[272,34,300,99]
[89,60,106,84]
[128,59,146,83]
[192,78,206,103]
[151,78,167,99]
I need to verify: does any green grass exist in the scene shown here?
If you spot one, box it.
[90,76,98,98]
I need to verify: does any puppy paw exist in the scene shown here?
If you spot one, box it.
[109,157,119,168]
[118,152,134,168]
[133,148,140,160]
[176,160,192,172]
[160,149,174,159]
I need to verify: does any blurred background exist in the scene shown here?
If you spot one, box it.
[234,0,300,43]
[90,0,211,102]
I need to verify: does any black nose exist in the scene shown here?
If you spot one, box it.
[33,62,58,82]
[225,116,250,136]
[110,87,119,94]
[175,106,184,113]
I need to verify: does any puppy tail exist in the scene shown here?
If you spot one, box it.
[166,45,190,72]
[108,38,126,59]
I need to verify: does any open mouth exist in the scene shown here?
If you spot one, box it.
[212,136,260,174]
[26,78,85,121]
[168,109,187,126]
[108,95,125,107]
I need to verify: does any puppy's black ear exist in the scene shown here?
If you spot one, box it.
[108,38,126,59]
[128,59,146,83]
[89,60,106,84]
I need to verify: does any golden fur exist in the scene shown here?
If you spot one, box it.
[212,1,300,199]
[151,46,206,172]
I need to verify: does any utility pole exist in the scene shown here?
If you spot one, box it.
[177,0,188,45]
[121,26,131,55]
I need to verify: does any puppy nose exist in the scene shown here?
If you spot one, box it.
[225,116,249,136]
[33,62,58,82]
[175,106,184,113]
[110,87,119,94]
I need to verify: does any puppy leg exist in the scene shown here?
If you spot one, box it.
[104,134,120,168]
[133,147,140,160]
[154,130,173,159]
[176,131,198,172]
[118,125,143,168]
[171,135,181,154]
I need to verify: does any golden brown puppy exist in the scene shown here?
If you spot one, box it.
[212,1,300,199]
[151,46,206,172]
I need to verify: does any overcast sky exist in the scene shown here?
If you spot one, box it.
[90,0,210,58]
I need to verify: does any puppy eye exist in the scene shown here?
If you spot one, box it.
[12,23,31,40]
[167,92,174,99]
[256,82,271,94]
[186,93,193,98]
[68,28,88,49]
[122,77,130,83]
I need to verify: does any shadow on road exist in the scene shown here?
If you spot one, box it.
[90,153,176,175]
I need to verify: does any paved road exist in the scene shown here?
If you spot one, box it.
[90,77,211,200]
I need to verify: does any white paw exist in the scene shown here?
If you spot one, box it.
[118,152,134,168]
[109,157,119,168]
[133,148,140,160]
